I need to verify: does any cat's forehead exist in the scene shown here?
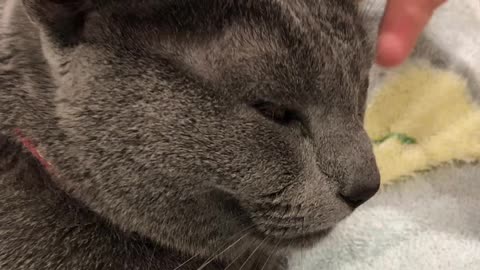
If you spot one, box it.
[171,19,370,102]
[80,0,371,103]
[87,0,370,63]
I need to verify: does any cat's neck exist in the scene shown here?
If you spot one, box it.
[0,132,230,270]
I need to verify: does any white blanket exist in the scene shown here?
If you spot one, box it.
[291,165,480,270]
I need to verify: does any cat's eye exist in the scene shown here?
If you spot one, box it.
[250,100,311,137]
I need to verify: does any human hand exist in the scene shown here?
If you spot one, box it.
[376,0,447,67]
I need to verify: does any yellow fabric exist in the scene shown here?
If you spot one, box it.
[365,64,480,184]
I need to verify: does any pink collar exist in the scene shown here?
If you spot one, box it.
[14,129,53,171]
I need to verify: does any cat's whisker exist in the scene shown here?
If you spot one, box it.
[197,227,254,270]
[238,237,267,270]
[223,240,253,270]
[173,224,254,270]
[172,254,200,270]
[146,240,158,270]
[260,239,281,270]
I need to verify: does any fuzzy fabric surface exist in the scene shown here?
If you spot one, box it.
[290,165,480,270]
[290,0,480,269]
[365,64,480,184]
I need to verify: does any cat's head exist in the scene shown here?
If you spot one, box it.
[20,0,379,256]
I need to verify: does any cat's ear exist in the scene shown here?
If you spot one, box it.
[22,0,94,45]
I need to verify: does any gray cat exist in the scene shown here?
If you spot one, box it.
[0,0,380,269]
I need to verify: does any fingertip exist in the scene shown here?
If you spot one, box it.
[375,33,411,68]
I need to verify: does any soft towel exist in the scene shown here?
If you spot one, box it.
[365,64,480,184]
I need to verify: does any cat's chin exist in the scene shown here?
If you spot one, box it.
[252,227,333,251]
[209,188,336,251]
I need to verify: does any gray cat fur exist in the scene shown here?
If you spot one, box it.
[0,0,379,269]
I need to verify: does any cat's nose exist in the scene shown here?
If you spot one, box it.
[340,180,380,208]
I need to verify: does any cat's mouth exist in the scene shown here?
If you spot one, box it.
[250,226,332,250]
[244,205,339,250]
[210,188,335,250]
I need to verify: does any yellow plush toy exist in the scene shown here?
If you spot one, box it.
[365,64,480,184]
